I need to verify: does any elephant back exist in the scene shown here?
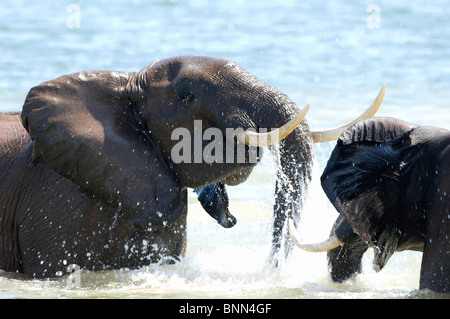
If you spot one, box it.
[339,116,418,146]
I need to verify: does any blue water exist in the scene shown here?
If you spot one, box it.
[2,1,449,122]
[1,1,449,298]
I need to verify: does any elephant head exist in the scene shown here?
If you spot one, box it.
[289,117,450,293]
[21,56,308,228]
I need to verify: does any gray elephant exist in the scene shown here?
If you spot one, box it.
[0,55,383,278]
[289,117,450,293]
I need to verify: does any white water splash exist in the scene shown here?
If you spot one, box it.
[0,155,427,298]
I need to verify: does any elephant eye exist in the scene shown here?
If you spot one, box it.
[181,93,195,105]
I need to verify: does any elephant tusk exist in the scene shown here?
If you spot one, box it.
[236,104,310,147]
[288,218,343,252]
[311,84,386,143]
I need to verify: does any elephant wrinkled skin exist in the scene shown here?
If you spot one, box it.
[0,55,384,279]
[0,56,314,278]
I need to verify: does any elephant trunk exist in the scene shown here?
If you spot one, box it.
[231,80,315,265]
[213,62,316,264]
[266,110,315,265]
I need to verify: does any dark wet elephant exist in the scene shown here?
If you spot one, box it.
[0,56,311,278]
[290,117,449,293]
[0,55,383,278]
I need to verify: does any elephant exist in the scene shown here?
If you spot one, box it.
[289,117,450,293]
[0,55,384,278]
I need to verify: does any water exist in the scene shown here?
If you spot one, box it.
[1,1,449,299]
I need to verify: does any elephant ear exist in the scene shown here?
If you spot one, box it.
[321,117,421,249]
[21,71,182,225]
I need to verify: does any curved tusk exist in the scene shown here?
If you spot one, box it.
[236,104,310,147]
[311,84,386,143]
[288,218,343,252]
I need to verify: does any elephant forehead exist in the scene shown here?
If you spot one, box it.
[178,58,262,90]
[216,61,257,82]
[214,62,283,98]
[178,55,230,70]
[178,57,232,81]
[145,56,268,96]
[147,56,230,83]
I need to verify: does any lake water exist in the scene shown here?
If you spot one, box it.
[1,0,449,299]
